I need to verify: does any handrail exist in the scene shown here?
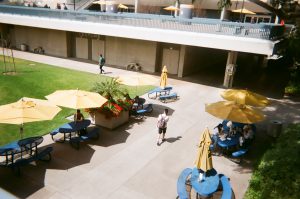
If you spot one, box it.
[0,4,287,40]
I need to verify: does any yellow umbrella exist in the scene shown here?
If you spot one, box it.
[232,8,256,15]
[92,0,107,5]
[116,74,159,87]
[45,89,107,109]
[0,97,61,137]
[163,5,179,11]
[118,4,128,9]
[160,65,168,89]
[221,89,269,107]
[195,128,213,172]
[205,101,265,124]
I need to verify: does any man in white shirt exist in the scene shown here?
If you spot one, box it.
[157,109,169,146]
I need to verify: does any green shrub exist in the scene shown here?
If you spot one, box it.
[245,124,300,199]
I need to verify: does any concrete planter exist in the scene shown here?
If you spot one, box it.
[89,111,129,130]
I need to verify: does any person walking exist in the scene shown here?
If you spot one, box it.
[157,109,169,146]
[98,54,105,74]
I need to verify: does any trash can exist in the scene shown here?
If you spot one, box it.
[179,4,194,19]
[106,1,117,13]
[268,120,282,138]
[20,44,28,51]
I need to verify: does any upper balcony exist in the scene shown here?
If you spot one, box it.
[0,5,291,55]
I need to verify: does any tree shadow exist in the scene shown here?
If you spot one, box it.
[0,140,96,198]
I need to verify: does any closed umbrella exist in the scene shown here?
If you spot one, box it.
[231,8,256,15]
[45,89,107,109]
[0,97,61,137]
[205,101,265,124]
[160,65,168,89]
[195,128,213,172]
[221,89,269,107]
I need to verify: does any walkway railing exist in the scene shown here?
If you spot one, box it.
[0,5,287,40]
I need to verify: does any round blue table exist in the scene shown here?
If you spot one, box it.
[217,135,239,148]
[190,168,220,197]
[50,119,91,142]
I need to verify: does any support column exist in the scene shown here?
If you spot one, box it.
[178,45,186,78]
[134,0,138,13]
[223,51,238,88]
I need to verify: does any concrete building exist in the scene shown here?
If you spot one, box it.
[0,1,289,87]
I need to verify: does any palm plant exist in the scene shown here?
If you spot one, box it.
[92,78,126,101]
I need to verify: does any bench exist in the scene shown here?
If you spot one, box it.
[159,92,178,103]
[219,174,233,199]
[135,104,153,118]
[232,148,248,164]
[147,86,172,99]
[177,168,192,199]
[14,146,53,176]
[70,128,100,149]
[126,62,141,71]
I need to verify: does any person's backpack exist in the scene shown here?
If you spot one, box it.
[157,114,166,128]
[101,57,105,65]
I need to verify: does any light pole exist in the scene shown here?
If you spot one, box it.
[74,0,75,10]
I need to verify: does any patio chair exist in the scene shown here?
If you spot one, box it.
[70,127,100,149]
[159,92,178,103]
[219,174,233,199]
[176,168,192,199]
[231,148,248,164]
[135,103,153,118]
[147,86,173,99]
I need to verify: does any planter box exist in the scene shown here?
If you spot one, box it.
[89,111,129,130]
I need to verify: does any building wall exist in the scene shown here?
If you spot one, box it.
[92,39,105,62]
[106,37,157,73]
[12,26,68,57]
[75,37,88,59]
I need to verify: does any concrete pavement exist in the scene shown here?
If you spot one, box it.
[1,50,300,199]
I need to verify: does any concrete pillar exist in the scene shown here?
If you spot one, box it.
[134,0,138,13]
[178,45,186,78]
[223,51,238,88]
[220,7,229,21]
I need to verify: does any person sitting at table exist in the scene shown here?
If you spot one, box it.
[242,125,254,147]
[74,109,84,122]
[74,109,87,136]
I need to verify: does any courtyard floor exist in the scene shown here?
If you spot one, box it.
[1,50,300,199]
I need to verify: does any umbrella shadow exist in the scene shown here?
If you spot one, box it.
[0,140,95,198]
[83,125,130,148]
[146,104,175,118]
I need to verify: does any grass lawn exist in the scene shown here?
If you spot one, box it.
[245,124,300,199]
[0,56,154,145]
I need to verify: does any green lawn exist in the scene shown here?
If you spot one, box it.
[0,56,154,145]
[245,124,300,199]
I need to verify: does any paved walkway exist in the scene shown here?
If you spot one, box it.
[1,50,300,199]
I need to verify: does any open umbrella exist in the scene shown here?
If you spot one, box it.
[92,0,106,5]
[116,73,159,87]
[221,89,269,107]
[231,8,256,15]
[195,128,213,172]
[45,89,107,109]
[160,65,168,89]
[163,5,179,16]
[205,101,265,124]
[0,97,61,137]
[118,4,128,9]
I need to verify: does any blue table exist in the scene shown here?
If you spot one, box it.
[190,168,219,197]
[50,119,91,142]
[217,135,239,148]
[0,137,44,166]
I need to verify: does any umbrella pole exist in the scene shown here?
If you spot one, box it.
[20,123,24,139]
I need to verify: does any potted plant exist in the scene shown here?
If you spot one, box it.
[86,79,133,129]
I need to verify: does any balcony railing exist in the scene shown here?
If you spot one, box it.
[0,5,288,41]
